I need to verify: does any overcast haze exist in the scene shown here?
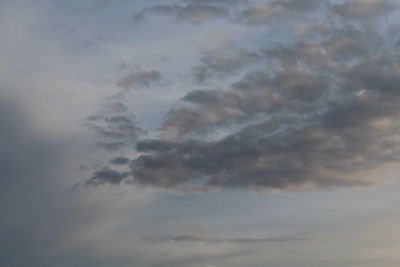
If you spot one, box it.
[2,0,400,266]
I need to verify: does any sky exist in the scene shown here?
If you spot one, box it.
[2,0,400,266]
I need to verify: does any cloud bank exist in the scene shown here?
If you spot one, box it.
[87,0,400,193]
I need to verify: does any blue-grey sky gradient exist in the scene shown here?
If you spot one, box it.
[1,0,400,266]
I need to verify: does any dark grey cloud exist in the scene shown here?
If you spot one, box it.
[86,99,145,151]
[117,70,161,90]
[143,234,307,243]
[134,3,229,24]
[329,0,397,20]
[129,114,386,191]
[109,156,130,165]
[161,67,330,138]
[85,167,130,186]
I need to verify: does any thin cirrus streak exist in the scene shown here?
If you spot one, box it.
[142,234,308,244]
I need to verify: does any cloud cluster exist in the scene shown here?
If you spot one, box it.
[87,0,400,192]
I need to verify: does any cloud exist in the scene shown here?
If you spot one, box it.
[5,0,400,266]
[117,70,162,90]
[143,234,307,243]
[86,98,145,151]
[238,0,322,25]
[85,167,131,186]
[130,114,388,191]
[329,0,397,20]
[161,67,330,138]
[109,156,130,165]
[134,3,229,24]
[271,0,321,12]
[238,2,285,25]
[183,0,246,5]
[321,26,383,60]
[96,141,128,151]
[264,25,383,67]
[87,14,400,192]
[134,0,323,27]
[193,48,261,83]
